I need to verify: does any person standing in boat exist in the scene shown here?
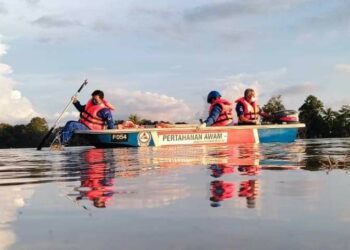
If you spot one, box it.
[59,90,115,146]
[198,90,234,128]
[235,88,265,125]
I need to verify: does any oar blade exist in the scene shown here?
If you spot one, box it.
[36,127,54,150]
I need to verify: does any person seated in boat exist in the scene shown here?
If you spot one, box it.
[235,88,266,125]
[198,90,234,128]
[59,90,115,146]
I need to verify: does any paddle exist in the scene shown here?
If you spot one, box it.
[36,79,88,150]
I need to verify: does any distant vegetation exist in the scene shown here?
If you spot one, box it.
[0,95,349,148]
[0,117,49,148]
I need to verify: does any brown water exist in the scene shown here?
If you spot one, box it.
[0,138,350,250]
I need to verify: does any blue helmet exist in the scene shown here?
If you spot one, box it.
[207,90,221,103]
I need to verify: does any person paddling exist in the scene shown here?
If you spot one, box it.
[198,90,234,128]
[58,90,115,147]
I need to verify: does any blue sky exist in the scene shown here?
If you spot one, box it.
[0,0,349,124]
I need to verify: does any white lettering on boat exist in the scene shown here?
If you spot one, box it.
[158,132,228,145]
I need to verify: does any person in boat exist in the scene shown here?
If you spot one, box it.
[59,90,115,146]
[198,90,234,128]
[235,88,266,125]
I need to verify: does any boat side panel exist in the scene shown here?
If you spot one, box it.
[85,132,144,147]
[155,128,256,145]
[228,128,256,144]
[78,126,298,147]
[258,128,298,143]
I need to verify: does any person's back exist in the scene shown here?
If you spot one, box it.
[198,90,234,128]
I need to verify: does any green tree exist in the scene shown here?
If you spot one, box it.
[262,95,286,114]
[0,123,13,148]
[26,117,48,133]
[322,108,338,137]
[298,95,326,138]
[128,114,141,124]
[25,117,49,146]
[140,119,153,125]
[0,117,49,148]
[334,105,350,137]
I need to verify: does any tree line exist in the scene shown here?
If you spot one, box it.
[0,95,349,148]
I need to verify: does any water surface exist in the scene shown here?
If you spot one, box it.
[0,138,350,250]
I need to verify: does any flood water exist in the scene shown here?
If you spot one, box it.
[0,138,350,250]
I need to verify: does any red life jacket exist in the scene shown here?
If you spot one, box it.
[209,98,233,126]
[235,97,259,121]
[79,99,112,130]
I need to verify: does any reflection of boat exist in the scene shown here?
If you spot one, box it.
[75,123,305,148]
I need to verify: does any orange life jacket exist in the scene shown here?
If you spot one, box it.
[235,97,259,120]
[209,98,233,126]
[79,99,112,130]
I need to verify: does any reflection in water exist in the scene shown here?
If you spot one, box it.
[208,164,261,208]
[0,186,34,250]
[75,149,116,208]
[0,139,350,249]
[210,180,235,207]
[238,165,260,176]
[239,180,260,209]
[209,164,235,178]
[64,148,191,209]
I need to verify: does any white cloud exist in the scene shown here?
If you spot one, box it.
[0,63,12,74]
[25,0,40,6]
[335,64,350,73]
[0,2,7,15]
[0,43,8,56]
[32,15,82,28]
[0,39,39,124]
[108,88,195,122]
[183,0,317,23]
[218,68,288,101]
[215,68,315,113]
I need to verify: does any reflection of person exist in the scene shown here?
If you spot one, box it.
[209,164,235,178]
[238,180,259,208]
[77,149,116,208]
[235,88,265,125]
[198,90,234,128]
[238,165,260,176]
[210,180,235,207]
[60,90,115,146]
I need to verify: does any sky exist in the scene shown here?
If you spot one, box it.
[0,0,350,125]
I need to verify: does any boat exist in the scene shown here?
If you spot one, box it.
[75,123,305,148]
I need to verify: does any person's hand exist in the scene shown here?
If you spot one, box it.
[71,95,78,103]
[196,123,206,129]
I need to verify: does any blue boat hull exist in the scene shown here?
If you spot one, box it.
[75,124,304,148]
